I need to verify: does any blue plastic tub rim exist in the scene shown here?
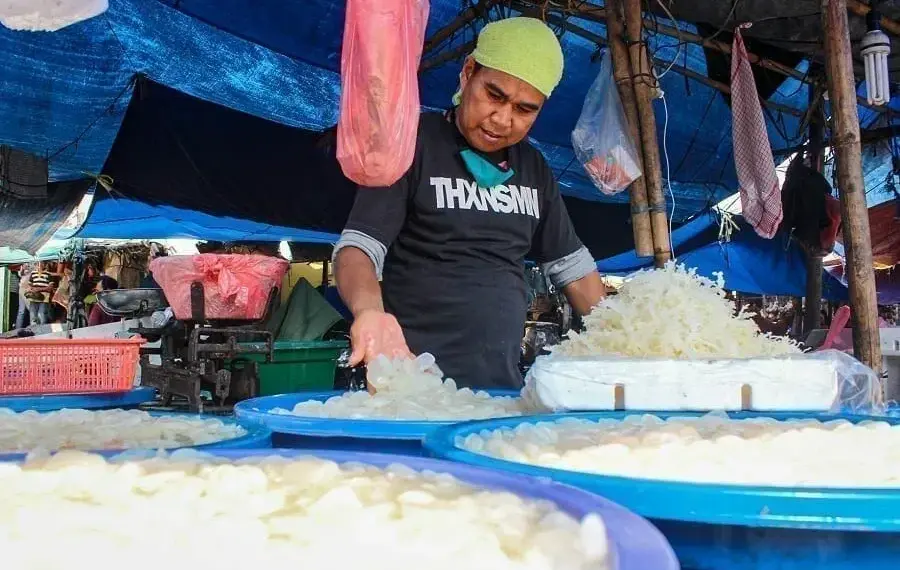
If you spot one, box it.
[0,386,158,412]
[234,389,523,440]
[80,447,677,570]
[0,411,273,462]
[422,410,900,533]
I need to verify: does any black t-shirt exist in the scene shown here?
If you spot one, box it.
[344,112,583,389]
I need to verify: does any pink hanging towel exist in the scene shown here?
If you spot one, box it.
[731,25,783,238]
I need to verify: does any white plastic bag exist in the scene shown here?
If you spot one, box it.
[521,350,885,415]
[571,50,642,196]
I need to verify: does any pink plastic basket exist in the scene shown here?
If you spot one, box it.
[0,338,145,396]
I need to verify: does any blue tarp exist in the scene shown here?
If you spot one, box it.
[76,195,340,243]
[597,211,850,299]
[1,0,896,229]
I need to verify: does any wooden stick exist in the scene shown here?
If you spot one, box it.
[804,82,826,337]
[419,39,476,73]
[821,0,882,374]
[605,0,654,258]
[422,0,498,55]
[623,0,671,267]
[846,0,900,37]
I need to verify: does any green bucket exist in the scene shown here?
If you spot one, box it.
[235,340,348,396]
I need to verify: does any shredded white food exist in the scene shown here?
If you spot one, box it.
[274,354,524,420]
[0,408,246,453]
[0,0,108,32]
[555,262,801,358]
[0,451,611,570]
[459,414,900,488]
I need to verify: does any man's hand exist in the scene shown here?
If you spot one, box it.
[561,271,607,316]
[348,309,413,367]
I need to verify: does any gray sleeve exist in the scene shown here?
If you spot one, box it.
[541,246,597,288]
[332,229,389,279]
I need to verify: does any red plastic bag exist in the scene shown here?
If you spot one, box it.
[150,255,289,320]
[337,0,430,187]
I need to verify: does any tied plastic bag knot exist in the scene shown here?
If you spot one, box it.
[571,50,642,196]
[194,257,243,304]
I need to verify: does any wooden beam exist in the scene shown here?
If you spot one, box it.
[539,13,809,118]
[605,0,654,257]
[822,0,882,375]
[846,0,900,37]
[530,2,884,114]
[423,0,498,55]
[623,0,670,266]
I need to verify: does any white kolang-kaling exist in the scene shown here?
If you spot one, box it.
[274,353,525,420]
[459,414,900,488]
[0,451,611,570]
[0,0,108,31]
[555,263,801,359]
[0,408,246,453]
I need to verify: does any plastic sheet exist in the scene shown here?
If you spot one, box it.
[336,0,429,187]
[571,51,642,196]
[150,254,289,320]
[522,349,884,414]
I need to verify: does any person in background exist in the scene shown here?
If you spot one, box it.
[87,276,120,327]
[140,247,166,289]
[14,264,32,329]
[26,262,55,326]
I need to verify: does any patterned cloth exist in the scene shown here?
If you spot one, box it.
[731,25,782,238]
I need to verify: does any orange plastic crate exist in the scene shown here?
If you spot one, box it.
[0,338,145,396]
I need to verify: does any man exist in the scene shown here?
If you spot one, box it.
[334,17,606,389]
[14,264,31,329]
[26,262,55,325]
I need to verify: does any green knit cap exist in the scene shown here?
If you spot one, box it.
[452,17,564,105]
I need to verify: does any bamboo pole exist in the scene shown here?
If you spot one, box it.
[821,0,882,374]
[623,0,671,266]
[605,0,654,258]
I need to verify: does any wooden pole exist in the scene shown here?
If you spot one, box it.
[623,0,671,266]
[821,0,882,373]
[803,82,826,337]
[605,0,654,258]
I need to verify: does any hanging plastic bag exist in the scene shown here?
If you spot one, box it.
[571,50,642,196]
[337,0,430,187]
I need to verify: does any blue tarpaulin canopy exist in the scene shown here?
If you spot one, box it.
[77,195,340,243]
[597,210,850,299]
[1,0,898,222]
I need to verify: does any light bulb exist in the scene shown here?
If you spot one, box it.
[861,28,891,106]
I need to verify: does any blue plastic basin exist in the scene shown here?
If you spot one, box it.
[100,448,678,570]
[233,390,522,456]
[423,411,900,570]
[0,411,272,461]
[0,386,157,412]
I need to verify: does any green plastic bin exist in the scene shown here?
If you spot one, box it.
[236,340,348,395]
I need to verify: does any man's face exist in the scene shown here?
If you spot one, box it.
[456,58,545,153]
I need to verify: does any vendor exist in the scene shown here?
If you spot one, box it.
[334,18,606,389]
[87,276,120,327]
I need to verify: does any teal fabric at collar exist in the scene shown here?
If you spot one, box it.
[459,148,515,188]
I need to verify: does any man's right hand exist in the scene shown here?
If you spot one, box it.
[348,309,413,368]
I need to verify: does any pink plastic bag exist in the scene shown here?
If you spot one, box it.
[150,255,289,320]
[337,0,430,187]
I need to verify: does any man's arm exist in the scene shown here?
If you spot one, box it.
[561,271,606,316]
[531,165,605,315]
